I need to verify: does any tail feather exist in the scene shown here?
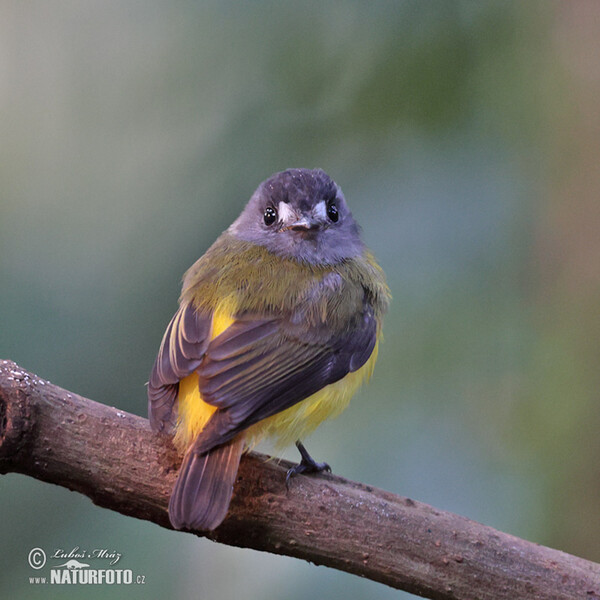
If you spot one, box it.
[169,435,244,531]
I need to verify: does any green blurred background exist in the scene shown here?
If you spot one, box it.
[2,1,599,598]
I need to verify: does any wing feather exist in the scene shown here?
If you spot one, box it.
[148,303,212,433]
[194,299,377,453]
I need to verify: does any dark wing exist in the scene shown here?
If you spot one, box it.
[193,298,377,454]
[148,302,212,433]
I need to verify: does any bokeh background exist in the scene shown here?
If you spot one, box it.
[2,1,600,598]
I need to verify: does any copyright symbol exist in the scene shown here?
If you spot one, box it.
[28,548,46,570]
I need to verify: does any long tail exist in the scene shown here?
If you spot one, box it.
[169,434,245,531]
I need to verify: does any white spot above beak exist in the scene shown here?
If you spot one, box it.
[278,201,297,224]
[313,200,327,221]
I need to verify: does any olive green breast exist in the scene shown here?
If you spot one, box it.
[180,233,390,331]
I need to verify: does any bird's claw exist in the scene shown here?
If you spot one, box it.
[286,441,332,488]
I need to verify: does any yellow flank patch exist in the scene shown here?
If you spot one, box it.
[173,371,215,451]
[246,340,380,450]
[173,304,236,451]
[211,297,237,338]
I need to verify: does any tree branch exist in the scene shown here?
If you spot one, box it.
[0,360,598,599]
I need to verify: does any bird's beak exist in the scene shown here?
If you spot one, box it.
[286,216,313,231]
[280,204,328,232]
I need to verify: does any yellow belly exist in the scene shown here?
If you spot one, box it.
[245,341,378,450]
[173,305,379,452]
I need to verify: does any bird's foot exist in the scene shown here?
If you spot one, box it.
[286,440,331,487]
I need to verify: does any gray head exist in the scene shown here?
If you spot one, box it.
[228,169,364,265]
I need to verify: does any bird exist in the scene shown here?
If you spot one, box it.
[148,168,390,531]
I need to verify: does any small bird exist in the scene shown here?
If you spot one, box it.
[148,168,390,531]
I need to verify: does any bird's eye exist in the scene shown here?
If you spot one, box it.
[327,201,339,222]
[264,206,278,226]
